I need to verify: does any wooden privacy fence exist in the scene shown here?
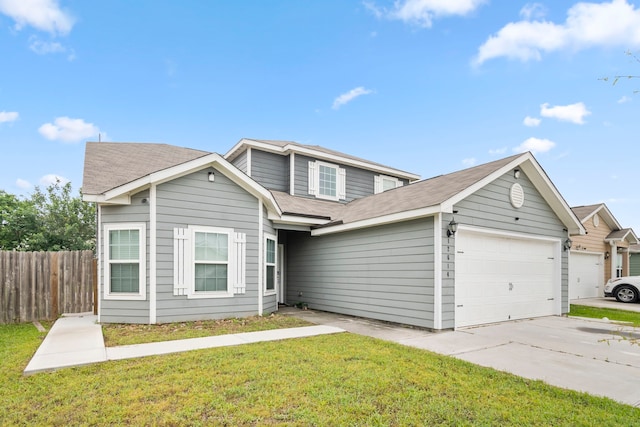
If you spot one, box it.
[0,250,97,324]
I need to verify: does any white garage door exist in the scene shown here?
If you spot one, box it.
[569,252,602,300]
[455,230,560,328]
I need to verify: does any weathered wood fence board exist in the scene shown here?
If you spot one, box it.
[0,250,96,324]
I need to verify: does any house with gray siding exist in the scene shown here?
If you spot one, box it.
[83,139,584,329]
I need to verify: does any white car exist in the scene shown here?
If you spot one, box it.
[604,276,640,303]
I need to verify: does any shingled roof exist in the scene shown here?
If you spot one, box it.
[82,142,210,195]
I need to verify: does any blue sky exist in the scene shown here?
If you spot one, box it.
[1,0,639,233]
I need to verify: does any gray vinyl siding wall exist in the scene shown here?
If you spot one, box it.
[263,206,278,314]
[250,150,289,192]
[444,170,568,328]
[293,154,402,202]
[99,190,150,324]
[231,150,248,174]
[286,218,434,328]
[154,167,261,323]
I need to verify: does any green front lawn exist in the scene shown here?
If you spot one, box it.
[569,304,640,327]
[102,314,312,346]
[1,321,638,426]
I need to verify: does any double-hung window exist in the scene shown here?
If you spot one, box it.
[308,160,346,201]
[265,234,276,295]
[374,174,403,194]
[104,223,146,300]
[192,227,233,297]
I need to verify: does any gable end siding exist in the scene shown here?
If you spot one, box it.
[99,190,151,323]
[443,171,568,328]
[231,150,248,174]
[286,218,434,328]
[250,150,289,192]
[154,168,262,323]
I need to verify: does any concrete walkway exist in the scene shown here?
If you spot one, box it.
[23,312,344,375]
[570,297,640,312]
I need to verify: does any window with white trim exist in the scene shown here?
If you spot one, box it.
[374,174,403,194]
[308,160,346,201]
[265,234,276,295]
[173,226,245,298]
[104,223,146,300]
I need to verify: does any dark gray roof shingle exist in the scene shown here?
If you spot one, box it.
[83,142,210,195]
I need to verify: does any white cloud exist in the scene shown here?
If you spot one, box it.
[520,3,547,20]
[39,174,69,187]
[15,178,32,190]
[513,137,556,154]
[540,102,591,124]
[0,111,19,123]
[489,147,508,155]
[523,116,541,127]
[332,87,373,109]
[618,95,632,103]
[462,157,477,166]
[0,0,75,35]
[473,0,640,65]
[366,0,486,28]
[38,116,100,143]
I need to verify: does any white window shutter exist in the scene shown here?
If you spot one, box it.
[374,176,382,194]
[338,168,346,200]
[233,232,246,294]
[308,161,317,195]
[173,228,190,296]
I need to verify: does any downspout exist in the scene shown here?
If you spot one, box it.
[434,213,442,330]
[97,204,102,323]
[149,184,157,324]
[258,199,264,315]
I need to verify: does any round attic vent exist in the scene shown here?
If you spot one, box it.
[593,214,600,227]
[510,183,525,208]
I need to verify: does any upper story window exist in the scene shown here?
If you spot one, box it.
[104,223,146,300]
[374,174,403,194]
[308,160,346,201]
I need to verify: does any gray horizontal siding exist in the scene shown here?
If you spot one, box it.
[250,150,289,192]
[444,170,568,328]
[99,190,150,324]
[631,254,640,276]
[231,150,248,174]
[155,167,261,323]
[286,218,434,328]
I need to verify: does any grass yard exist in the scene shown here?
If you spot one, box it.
[102,313,312,346]
[569,304,640,327]
[2,321,639,426]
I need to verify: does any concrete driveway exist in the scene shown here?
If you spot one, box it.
[286,309,640,407]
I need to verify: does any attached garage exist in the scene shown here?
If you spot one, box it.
[455,228,561,328]
[569,252,602,300]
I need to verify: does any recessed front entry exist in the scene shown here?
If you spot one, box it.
[455,229,560,328]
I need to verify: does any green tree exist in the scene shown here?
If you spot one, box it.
[0,182,96,252]
[0,191,38,250]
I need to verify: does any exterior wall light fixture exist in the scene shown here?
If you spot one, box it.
[447,219,458,237]
[563,238,572,251]
[514,169,521,179]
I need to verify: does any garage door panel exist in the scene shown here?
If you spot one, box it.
[569,252,601,300]
[455,230,559,328]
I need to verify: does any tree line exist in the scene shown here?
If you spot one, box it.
[0,181,95,252]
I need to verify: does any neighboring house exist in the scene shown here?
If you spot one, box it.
[82,139,583,330]
[569,204,639,300]
[629,244,640,277]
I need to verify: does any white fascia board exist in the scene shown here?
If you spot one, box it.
[84,194,132,205]
[101,153,282,216]
[225,138,420,182]
[605,229,640,245]
[592,204,623,231]
[268,213,330,226]
[311,205,440,236]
